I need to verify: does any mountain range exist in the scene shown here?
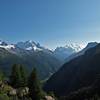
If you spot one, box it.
[44,42,100,96]
[65,42,98,62]
[0,40,61,80]
[0,40,94,81]
[0,39,100,99]
[53,43,84,61]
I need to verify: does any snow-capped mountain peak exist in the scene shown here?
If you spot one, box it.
[0,40,98,62]
[65,42,98,62]
[54,43,85,61]
[16,40,43,51]
[0,40,8,46]
[0,40,15,50]
[65,43,85,52]
[0,44,15,50]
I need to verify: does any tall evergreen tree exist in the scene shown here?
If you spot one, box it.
[10,64,20,88]
[28,68,43,100]
[20,65,27,87]
[10,64,27,88]
[0,70,4,81]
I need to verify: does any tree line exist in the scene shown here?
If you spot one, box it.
[0,64,46,100]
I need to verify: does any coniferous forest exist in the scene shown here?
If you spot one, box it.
[0,64,56,100]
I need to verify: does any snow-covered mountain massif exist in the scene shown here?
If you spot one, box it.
[65,42,98,62]
[16,40,44,51]
[0,40,15,50]
[0,40,53,56]
[0,40,98,80]
[0,40,85,58]
[0,40,61,80]
[53,43,85,61]
[0,40,98,62]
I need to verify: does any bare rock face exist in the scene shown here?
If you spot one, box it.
[45,96,55,100]
[17,87,29,97]
[9,89,17,96]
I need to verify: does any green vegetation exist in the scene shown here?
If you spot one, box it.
[10,64,27,88]
[0,94,10,100]
[28,68,44,100]
[0,70,4,81]
[0,64,52,100]
[0,47,61,80]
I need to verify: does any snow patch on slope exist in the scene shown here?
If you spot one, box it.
[0,45,15,50]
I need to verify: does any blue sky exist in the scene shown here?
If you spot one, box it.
[0,0,100,49]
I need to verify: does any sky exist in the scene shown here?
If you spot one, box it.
[0,0,100,49]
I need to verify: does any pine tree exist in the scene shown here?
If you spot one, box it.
[0,70,4,81]
[10,64,19,88]
[20,65,27,87]
[10,64,27,88]
[28,68,44,100]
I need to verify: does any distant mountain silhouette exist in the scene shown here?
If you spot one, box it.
[65,42,98,62]
[53,43,84,61]
[44,43,100,96]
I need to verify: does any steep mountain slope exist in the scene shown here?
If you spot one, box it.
[54,43,84,61]
[0,40,61,80]
[65,42,98,62]
[44,43,100,96]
